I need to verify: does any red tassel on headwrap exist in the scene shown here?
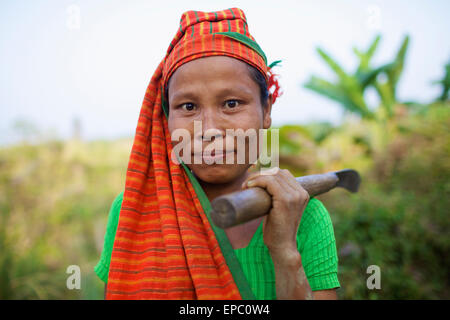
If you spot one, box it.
[267,60,283,104]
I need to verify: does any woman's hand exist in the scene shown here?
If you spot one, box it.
[241,167,310,257]
[242,166,313,299]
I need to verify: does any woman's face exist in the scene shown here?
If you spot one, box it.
[167,55,272,184]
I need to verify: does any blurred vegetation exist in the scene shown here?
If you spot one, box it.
[276,102,449,299]
[433,61,450,102]
[1,35,449,300]
[298,35,449,299]
[304,34,410,121]
[0,138,131,299]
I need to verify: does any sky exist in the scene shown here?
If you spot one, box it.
[1,0,449,145]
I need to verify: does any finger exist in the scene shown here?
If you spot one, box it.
[261,167,299,195]
[243,167,298,199]
[271,169,300,195]
[245,173,305,208]
[278,169,310,204]
[278,169,305,193]
[241,171,262,189]
[243,174,285,199]
[241,166,280,189]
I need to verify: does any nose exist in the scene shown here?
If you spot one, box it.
[201,128,222,142]
[194,108,225,143]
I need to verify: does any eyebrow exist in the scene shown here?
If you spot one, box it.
[169,90,198,104]
[170,86,254,103]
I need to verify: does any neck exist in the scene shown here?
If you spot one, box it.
[198,170,250,202]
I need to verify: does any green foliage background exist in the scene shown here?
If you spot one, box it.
[0,139,131,299]
[0,35,449,300]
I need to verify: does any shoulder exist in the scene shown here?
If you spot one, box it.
[297,197,336,251]
[106,191,124,232]
[94,191,124,283]
[111,191,124,210]
[300,197,333,231]
[297,198,340,290]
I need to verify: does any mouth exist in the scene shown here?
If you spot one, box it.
[193,150,235,162]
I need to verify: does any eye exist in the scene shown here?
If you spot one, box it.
[180,102,196,112]
[224,99,239,109]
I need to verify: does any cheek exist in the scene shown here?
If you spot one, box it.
[234,104,265,130]
[168,117,195,155]
[168,117,192,135]
[167,116,175,134]
[243,105,267,154]
[228,106,265,157]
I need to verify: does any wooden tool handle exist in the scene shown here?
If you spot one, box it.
[210,171,351,229]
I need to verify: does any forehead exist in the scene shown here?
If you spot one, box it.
[167,56,256,93]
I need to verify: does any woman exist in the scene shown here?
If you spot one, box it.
[94,8,340,300]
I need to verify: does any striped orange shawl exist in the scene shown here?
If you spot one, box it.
[106,7,279,300]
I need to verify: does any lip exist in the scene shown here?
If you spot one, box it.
[193,150,235,162]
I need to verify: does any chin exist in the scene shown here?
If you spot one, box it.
[189,163,249,185]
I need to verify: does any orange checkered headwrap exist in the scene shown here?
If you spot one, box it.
[106,8,281,300]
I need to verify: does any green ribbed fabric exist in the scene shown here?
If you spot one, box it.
[94,193,340,299]
[93,191,124,283]
[234,197,340,299]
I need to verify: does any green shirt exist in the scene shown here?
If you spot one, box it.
[94,192,340,299]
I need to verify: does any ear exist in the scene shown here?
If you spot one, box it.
[262,94,273,129]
